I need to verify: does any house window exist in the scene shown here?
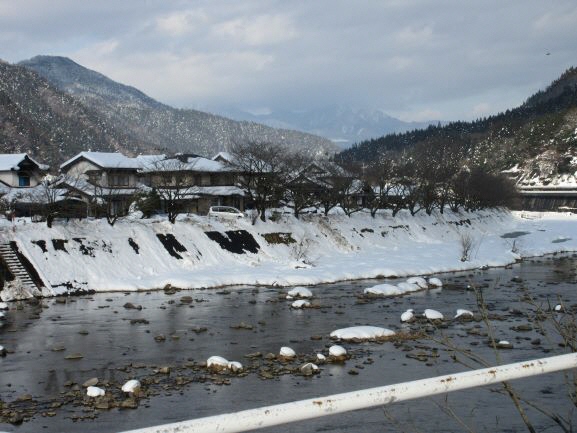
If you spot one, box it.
[18,175,30,187]
[110,174,129,187]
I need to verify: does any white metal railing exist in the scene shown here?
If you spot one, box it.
[121,352,577,433]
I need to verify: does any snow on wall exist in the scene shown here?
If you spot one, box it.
[1,209,577,300]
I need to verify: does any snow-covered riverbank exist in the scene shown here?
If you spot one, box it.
[1,209,576,301]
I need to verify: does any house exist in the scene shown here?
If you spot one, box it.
[0,154,48,189]
[140,153,245,215]
[59,151,158,216]
[0,154,53,217]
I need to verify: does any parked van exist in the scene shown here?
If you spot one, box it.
[208,206,245,219]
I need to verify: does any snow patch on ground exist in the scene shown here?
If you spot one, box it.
[1,210,577,300]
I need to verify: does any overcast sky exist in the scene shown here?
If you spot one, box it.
[1,0,576,122]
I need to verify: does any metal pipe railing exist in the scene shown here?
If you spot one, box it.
[121,352,577,433]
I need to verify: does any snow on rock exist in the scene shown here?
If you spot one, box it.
[286,287,313,299]
[206,356,242,372]
[328,345,347,357]
[396,282,421,293]
[207,356,229,369]
[454,309,474,319]
[316,353,326,362]
[406,277,428,289]
[330,326,395,341]
[497,340,513,349]
[554,304,564,312]
[364,284,400,296]
[300,362,319,375]
[424,309,444,320]
[279,346,296,358]
[228,361,243,372]
[121,379,141,394]
[428,278,443,287]
[401,309,415,323]
[0,312,5,320]
[0,345,6,356]
[0,302,8,310]
[291,299,310,309]
[86,386,105,397]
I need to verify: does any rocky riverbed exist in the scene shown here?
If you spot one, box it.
[1,254,577,432]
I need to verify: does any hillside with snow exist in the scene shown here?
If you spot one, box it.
[16,56,337,161]
[1,209,576,301]
[340,67,577,183]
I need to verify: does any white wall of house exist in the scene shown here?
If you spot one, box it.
[63,159,138,188]
[63,160,100,180]
[0,169,43,188]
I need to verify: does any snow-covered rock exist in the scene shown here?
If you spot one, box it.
[86,386,105,397]
[496,340,513,349]
[406,277,428,289]
[291,299,310,309]
[329,345,347,357]
[206,355,242,372]
[330,326,395,341]
[0,345,6,356]
[300,362,319,375]
[0,302,8,310]
[554,304,564,312]
[401,309,415,323]
[424,309,444,320]
[279,346,296,358]
[228,361,243,372]
[428,277,443,287]
[316,353,326,362]
[396,282,421,293]
[286,287,313,299]
[207,355,229,370]
[0,312,5,320]
[454,309,474,319]
[121,379,141,394]
[364,284,400,296]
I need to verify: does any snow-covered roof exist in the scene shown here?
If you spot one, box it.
[0,153,49,171]
[212,151,234,163]
[135,154,166,170]
[140,155,234,173]
[60,152,142,171]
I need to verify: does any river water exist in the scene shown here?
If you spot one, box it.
[1,254,577,432]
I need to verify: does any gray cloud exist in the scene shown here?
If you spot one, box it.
[1,0,576,121]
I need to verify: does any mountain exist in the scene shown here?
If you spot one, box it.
[219,105,439,148]
[17,56,337,160]
[0,60,142,167]
[339,67,577,179]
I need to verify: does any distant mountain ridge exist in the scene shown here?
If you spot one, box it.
[339,66,577,181]
[219,105,441,147]
[6,55,336,167]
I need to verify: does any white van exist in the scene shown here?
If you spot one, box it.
[208,206,245,219]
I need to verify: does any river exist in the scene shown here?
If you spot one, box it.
[1,254,576,432]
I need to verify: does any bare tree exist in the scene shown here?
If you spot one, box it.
[229,141,287,222]
[147,157,195,224]
[281,152,319,218]
[362,155,396,217]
